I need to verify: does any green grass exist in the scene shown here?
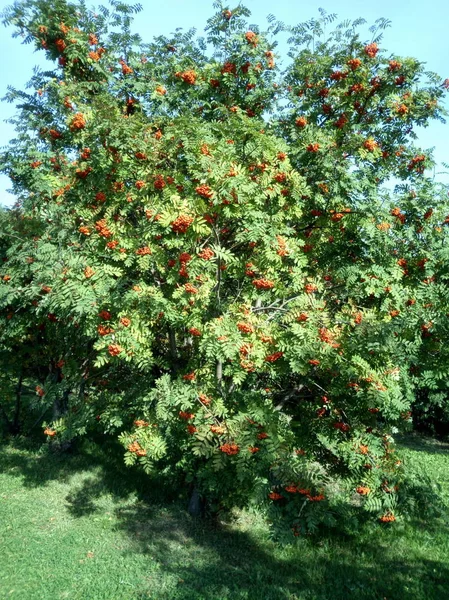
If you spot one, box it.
[1,434,449,600]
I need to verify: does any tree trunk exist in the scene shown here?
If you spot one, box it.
[188,486,205,517]
[9,372,23,435]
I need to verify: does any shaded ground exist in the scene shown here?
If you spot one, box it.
[1,434,449,600]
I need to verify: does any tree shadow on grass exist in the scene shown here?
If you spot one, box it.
[0,436,173,512]
[0,437,90,486]
[114,503,449,600]
[2,436,449,600]
[397,432,449,455]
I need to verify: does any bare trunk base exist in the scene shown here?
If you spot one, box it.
[188,487,205,517]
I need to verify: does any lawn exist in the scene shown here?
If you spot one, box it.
[1,434,449,600]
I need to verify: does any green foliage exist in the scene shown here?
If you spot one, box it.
[1,0,449,537]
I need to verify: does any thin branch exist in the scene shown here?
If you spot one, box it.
[308,379,329,395]
[196,397,223,427]
[275,385,304,411]
[216,360,223,383]
[168,328,178,375]
[28,406,51,432]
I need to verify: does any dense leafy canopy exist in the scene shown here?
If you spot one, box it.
[1,0,449,537]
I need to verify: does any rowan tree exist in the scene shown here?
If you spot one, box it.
[1,0,448,536]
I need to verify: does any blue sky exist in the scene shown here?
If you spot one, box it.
[1,0,448,206]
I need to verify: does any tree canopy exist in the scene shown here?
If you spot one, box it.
[1,0,449,537]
